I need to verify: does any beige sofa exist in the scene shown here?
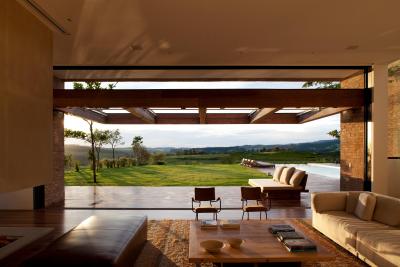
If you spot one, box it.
[312,191,400,267]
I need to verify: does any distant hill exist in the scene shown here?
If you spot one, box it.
[65,139,339,165]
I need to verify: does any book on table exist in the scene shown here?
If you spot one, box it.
[269,224,295,234]
[283,239,317,252]
[276,231,304,242]
[200,220,218,229]
[219,220,241,229]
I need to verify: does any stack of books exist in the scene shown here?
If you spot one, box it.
[269,224,317,252]
[219,220,241,229]
[200,220,218,229]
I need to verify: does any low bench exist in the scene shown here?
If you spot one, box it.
[23,214,147,267]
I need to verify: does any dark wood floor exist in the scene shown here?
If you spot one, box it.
[0,207,312,266]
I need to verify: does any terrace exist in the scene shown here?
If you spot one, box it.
[1,1,400,266]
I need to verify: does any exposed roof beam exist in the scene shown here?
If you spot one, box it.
[199,108,207,124]
[54,89,364,108]
[250,108,280,123]
[297,107,352,124]
[125,107,156,124]
[57,107,107,123]
[105,113,297,124]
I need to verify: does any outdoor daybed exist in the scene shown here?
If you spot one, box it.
[248,166,308,202]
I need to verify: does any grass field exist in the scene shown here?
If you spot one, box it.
[165,151,338,165]
[65,164,269,186]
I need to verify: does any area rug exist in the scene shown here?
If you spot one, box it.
[134,219,368,267]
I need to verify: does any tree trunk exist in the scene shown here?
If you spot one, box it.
[89,122,96,183]
[112,146,115,168]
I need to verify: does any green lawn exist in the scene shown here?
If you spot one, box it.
[65,164,269,186]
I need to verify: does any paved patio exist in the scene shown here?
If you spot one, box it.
[65,168,339,212]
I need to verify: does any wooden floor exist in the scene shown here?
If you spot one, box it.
[0,208,312,266]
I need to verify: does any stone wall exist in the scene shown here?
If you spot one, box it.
[45,111,65,207]
[388,80,400,157]
[44,77,65,207]
[340,75,366,191]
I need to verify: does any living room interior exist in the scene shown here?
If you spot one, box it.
[1,0,400,266]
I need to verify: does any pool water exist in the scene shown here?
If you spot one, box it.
[276,163,340,179]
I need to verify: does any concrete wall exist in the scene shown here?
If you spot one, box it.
[340,75,366,191]
[0,0,53,195]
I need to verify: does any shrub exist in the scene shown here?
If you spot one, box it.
[75,161,80,172]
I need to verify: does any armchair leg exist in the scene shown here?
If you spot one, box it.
[196,213,198,221]
[265,211,268,220]
[259,212,261,220]
[215,213,218,220]
[247,212,249,220]
[241,211,245,220]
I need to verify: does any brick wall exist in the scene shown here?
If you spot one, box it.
[340,75,366,191]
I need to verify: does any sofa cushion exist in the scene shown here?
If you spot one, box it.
[354,192,376,221]
[248,179,302,191]
[373,194,400,227]
[289,170,305,186]
[272,166,285,182]
[312,192,347,213]
[357,230,400,267]
[346,191,362,213]
[313,210,394,251]
[279,167,295,184]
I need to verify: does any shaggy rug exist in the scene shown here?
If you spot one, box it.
[134,219,368,267]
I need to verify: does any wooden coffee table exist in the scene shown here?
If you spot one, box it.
[189,220,334,266]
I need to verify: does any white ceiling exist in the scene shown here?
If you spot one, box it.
[22,0,400,79]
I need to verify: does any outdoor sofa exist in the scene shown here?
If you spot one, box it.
[312,191,400,267]
[248,166,308,202]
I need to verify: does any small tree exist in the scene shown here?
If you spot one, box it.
[328,129,340,139]
[152,152,166,165]
[93,129,111,171]
[107,129,124,167]
[131,136,143,166]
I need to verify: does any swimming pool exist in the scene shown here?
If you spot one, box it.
[275,163,340,179]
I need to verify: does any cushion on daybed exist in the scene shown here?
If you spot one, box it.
[289,170,305,186]
[372,194,400,226]
[272,166,285,182]
[279,167,295,184]
[354,192,376,221]
[248,179,303,191]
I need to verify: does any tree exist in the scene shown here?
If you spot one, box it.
[302,81,340,89]
[73,81,118,90]
[131,136,143,166]
[328,129,340,139]
[93,129,111,171]
[64,122,98,183]
[107,129,124,167]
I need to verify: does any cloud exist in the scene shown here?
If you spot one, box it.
[64,114,339,148]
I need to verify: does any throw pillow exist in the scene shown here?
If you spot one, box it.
[289,170,305,186]
[280,167,295,184]
[272,166,285,182]
[346,192,361,213]
[354,192,377,221]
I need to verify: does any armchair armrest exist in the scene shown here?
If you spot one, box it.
[211,197,222,212]
[311,192,347,213]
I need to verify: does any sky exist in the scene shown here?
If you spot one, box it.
[64,81,339,148]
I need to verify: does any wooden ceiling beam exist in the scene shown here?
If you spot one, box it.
[105,113,298,124]
[297,107,352,124]
[199,108,207,124]
[57,107,107,123]
[249,108,280,123]
[125,107,156,124]
[54,89,365,108]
